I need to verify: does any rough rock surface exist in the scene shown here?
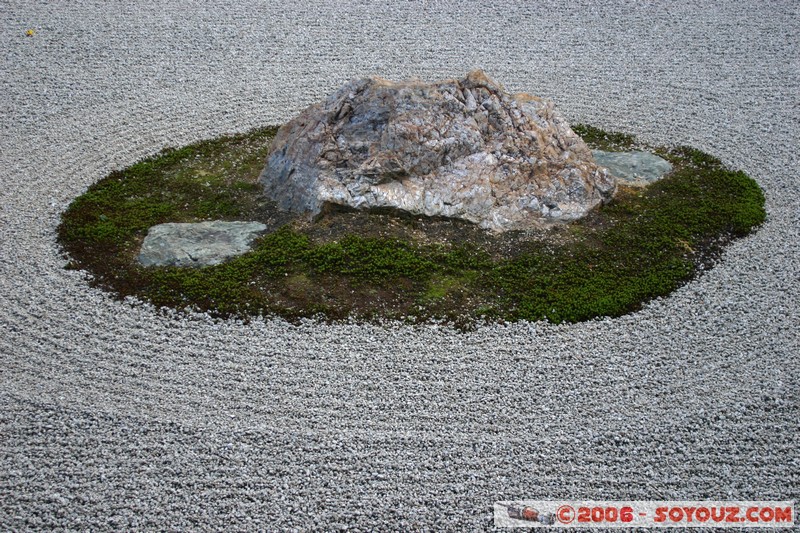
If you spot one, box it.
[137,221,267,267]
[593,150,673,186]
[260,70,616,232]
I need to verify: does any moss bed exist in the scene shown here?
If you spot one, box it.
[58,124,766,327]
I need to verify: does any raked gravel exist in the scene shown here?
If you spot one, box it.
[1,1,798,530]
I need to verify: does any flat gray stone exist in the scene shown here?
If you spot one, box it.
[137,221,268,267]
[592,150,673,186]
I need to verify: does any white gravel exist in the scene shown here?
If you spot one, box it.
[1,1,798,530]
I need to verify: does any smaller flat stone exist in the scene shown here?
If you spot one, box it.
[592,150,673,186]
[137,221,268,267]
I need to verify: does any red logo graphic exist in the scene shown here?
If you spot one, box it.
[557,505,576,524]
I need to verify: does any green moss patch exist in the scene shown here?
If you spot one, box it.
[58,124,766,327]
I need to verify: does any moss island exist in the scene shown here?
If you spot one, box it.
[58,124,766,327]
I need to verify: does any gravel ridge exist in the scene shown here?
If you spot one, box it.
[1,1,798,530]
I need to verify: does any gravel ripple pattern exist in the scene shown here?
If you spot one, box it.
[1,1,798,530]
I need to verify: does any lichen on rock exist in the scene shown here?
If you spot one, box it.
[260,70,616,232]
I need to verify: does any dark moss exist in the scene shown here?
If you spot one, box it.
[572,124,636,151]
[57,123,766,327]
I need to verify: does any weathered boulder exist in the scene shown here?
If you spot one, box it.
[592,150,673,186]
[260,70,616,232]
[137,221,267,267]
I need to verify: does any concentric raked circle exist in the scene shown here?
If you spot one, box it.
[2,2,797,529]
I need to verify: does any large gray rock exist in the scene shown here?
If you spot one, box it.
[260,70,616,232]
[137,221,267,267]
[592,150,673,186]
